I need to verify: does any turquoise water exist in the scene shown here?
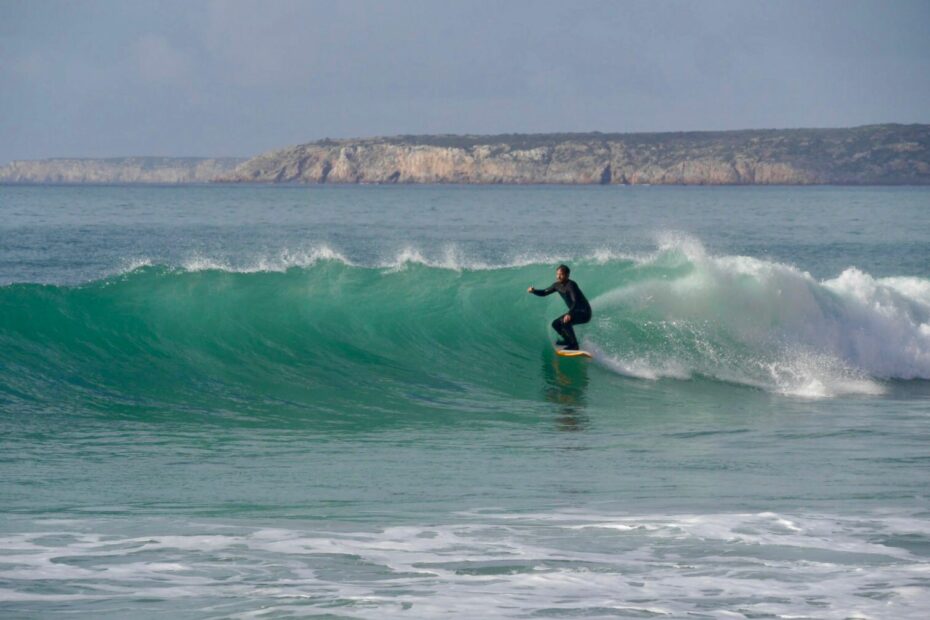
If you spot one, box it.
[1,185,929,618]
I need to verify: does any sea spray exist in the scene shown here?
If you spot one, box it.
[589,239,930,395]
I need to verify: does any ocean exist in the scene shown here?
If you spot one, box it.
[1,184,929,619]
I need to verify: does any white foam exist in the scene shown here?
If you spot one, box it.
[588,342,691,381]
[590,235,930,395]
[588,246,641,264]
[117,256,154,273]
[377,245,484,272]
[105,244,643,278]
[180,245,353,273]
[820,268,930,379]
[655,230,708,262]
[2,510,928,618]
[378,245,584,272]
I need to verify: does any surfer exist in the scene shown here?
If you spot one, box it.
[527,264,592,350]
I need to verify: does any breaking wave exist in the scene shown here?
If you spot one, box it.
[2,238,928,412]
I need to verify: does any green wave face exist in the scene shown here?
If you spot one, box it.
[2,248,929,420]
[0,260,616,422]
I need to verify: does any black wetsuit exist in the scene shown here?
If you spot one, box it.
[532,280,592,349]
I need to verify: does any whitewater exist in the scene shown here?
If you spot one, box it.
[2,184,929,618]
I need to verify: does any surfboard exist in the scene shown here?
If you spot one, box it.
[555,347,593,359]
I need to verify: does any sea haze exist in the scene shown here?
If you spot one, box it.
[1,184,929,618]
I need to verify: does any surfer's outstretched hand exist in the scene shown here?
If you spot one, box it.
[527,287,535,293]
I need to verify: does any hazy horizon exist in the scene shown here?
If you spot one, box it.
[2,0,929,163]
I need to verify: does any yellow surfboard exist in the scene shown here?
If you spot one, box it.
[555,347,593,359]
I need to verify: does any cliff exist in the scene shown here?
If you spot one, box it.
[0,157,245,184]
[219,124,930,185]
[5,125,928,186]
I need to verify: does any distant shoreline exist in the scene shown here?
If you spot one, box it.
[3,124,929,185]
[0,157,245,185]
[5,182,930,189]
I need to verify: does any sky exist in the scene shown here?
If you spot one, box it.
[1,0,928,162]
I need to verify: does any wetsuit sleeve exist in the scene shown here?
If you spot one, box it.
[531,283,557,297]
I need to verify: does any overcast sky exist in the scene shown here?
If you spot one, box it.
[1,0,928,162]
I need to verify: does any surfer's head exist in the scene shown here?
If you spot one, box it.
[556,264,570,283]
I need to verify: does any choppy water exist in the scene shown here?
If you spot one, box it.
[2,184,929,618]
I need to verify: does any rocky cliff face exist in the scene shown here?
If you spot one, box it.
[219,124,930,185]
[0,157,245,184]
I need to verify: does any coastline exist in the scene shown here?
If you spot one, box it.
[4,124,928,186]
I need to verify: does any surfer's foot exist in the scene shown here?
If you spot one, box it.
[555,339,568,346]
[564,344,579,351]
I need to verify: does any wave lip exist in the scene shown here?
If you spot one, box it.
[102,244,645,277]
[180,245,354,273]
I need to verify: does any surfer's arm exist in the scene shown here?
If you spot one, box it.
[529,284,557,296]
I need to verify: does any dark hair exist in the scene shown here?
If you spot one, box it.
[557,264,570,276]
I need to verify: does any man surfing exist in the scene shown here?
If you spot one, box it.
[527,264,592,351]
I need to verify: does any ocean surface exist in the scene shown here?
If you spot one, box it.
[1,184,929,619]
